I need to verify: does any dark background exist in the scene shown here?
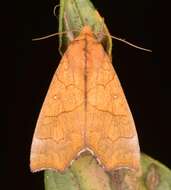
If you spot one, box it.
[9,0,167,189]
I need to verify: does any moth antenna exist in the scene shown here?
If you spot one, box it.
[32,30,78,41]
[32,11,75,42]
[96,17,151,52]
[32,29,152,52]
[32,32,67,41]
[109,34,152,52]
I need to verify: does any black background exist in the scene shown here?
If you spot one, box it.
[9,0,168,189]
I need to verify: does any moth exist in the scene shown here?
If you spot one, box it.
[30,26,140,172]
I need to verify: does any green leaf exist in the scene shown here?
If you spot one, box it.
[58,0,112,55]
[140,154,171,190]
[44,169,79,190]
[44,153,171,190]
[45,152,113,190]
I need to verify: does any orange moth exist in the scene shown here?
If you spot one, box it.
[30,26,140,172]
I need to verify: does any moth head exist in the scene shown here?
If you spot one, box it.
[79,25,94,37]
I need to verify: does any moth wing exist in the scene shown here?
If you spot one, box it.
[30,53,84,172]
[86,42,140,171]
